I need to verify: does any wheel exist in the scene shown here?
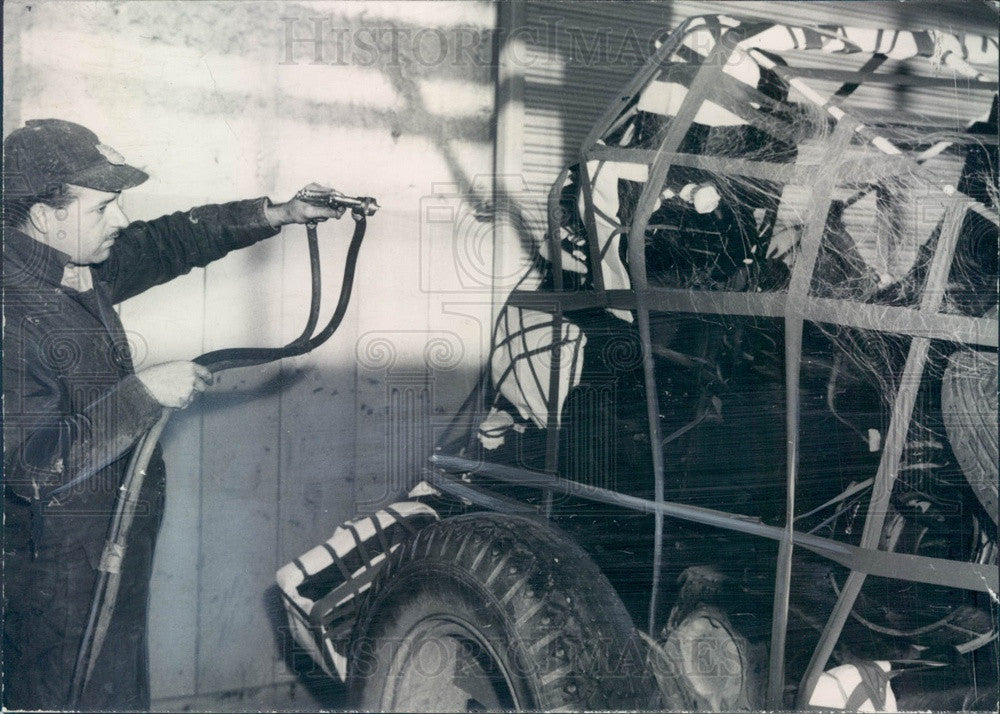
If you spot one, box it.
[646,604,764,711]
[347,513,657,711]
[942,348,998,524]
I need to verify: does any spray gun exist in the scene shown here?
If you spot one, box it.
[295,187,380,217]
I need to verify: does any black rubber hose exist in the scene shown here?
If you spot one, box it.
[193,215,366,372]
[69,411,171,708]
[299,222,323,344]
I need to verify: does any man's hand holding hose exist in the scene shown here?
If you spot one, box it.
[136,361,213,409]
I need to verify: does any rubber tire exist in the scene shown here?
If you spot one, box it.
[942,348,998,524]
[347,513,657,711]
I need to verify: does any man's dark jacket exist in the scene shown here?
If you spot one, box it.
[2,198,277,710]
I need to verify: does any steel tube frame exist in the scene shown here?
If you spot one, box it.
[621,29,738,640]
[506,288,997,347]
[795,196,975,706]
[428,454,998,595]
[767,119,859,704]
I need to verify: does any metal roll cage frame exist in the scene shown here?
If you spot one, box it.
[430,15,999,709]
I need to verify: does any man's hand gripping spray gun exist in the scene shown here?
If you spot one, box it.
[295,186,381,220]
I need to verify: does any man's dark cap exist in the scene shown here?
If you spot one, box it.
[3,119,148,198]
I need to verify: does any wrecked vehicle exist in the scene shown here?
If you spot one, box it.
[278,14,998,710]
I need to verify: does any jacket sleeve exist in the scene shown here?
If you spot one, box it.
[2,316,163,501]
[95,197,279,304]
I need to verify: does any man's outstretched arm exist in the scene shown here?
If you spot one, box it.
[95,184,346,303]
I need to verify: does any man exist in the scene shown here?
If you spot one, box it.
[2,118,343,710]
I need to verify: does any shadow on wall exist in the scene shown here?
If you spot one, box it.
[152,357,486,710]
[159,353,486,526]
[330,8,545,266]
